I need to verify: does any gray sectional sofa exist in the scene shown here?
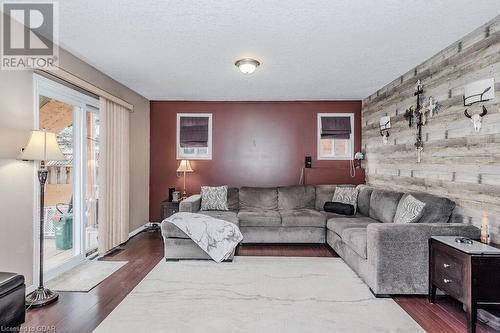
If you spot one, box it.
[161,184,480,295]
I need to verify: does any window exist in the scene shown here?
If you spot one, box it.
[176,113,212,160]
[317,113,354,160]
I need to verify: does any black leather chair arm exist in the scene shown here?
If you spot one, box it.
[0,272,25,330]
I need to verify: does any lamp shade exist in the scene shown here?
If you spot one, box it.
[176,159,193,173]
[17,130,65,161]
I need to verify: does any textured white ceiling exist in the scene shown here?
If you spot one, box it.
[57,1,500,100]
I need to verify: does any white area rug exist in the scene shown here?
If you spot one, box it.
[93,257,423,333]
[47,260,127,292]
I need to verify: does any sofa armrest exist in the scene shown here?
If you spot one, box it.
[367,223,480,243]
[179,194,201,213]
[366,223,479,295]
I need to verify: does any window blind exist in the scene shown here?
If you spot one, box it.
[321,116,351,139]
[179,116,209,147]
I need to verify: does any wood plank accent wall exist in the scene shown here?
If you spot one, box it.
[362,16,500,243]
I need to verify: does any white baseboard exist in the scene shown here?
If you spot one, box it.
[26,284,36,295]
[129,222,151,238]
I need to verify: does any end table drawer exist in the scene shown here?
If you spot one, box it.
[433,268,463,300]
[164,207,178,217]
[432,245,466,301]
[160,201,180,220]
[433,250,464,281]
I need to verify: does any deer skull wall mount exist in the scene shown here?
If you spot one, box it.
[464,106,487,132]
[463,78,495,133]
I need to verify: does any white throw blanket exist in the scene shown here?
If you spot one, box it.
[164,212,243,262]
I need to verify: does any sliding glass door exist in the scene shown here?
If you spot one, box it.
[34,74,100,281]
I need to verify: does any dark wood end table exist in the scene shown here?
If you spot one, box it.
[429,236,500,333]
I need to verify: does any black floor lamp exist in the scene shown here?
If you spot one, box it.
[18,130,65,307]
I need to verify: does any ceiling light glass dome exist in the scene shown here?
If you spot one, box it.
[235,58,260,74]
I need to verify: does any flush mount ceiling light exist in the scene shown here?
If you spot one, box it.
[235,58,260,74]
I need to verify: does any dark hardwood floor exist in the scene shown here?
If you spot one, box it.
[23,231,497,333]
[23,231,164,333]
[394,296,496,333]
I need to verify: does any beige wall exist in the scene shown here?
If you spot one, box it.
[362,17,499,243]
[0,49,150,286]
[58,48,151,233]
[0,70,36,286]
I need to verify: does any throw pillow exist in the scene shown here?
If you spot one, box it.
[200,186,229,211]
[332,186,359,212]
[323,202,355,215]
[393,194,426,224]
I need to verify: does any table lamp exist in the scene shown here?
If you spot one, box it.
[176,160,193,200]
[18,130,64,307]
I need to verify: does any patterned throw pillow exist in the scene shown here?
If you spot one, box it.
[200,186,229,211]
[393,194,426,224]
[332,186,359,212]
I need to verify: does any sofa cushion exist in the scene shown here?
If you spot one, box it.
[332,186,359,209]
[200,186,228,211]
[240,226,325,243]
[326,215,378,236]
[315,185,337,211]
[342,228,368,259]
[239,187,278,211]
[393,194,426,224]
[357,185,373,216]
[408,192,456,224]
[278,185,315,210]
[280,209,326,227]
[162,211,238,238]
[227,187,239,211]
[321,211,356,220]
[369,189,404,223]
[238,210,281,227]
[200,210,239,225]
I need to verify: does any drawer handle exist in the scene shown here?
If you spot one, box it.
[443,279,452,284]
[443,264,451,268]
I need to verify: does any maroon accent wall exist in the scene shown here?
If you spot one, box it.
[150,101,365,222]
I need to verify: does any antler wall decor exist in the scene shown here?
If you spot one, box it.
[403,80,437,163]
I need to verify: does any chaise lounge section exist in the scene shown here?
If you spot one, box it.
[161,188,240,261]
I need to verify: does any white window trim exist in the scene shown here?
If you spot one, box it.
[317,113,355,160]
[176,113,213,160]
